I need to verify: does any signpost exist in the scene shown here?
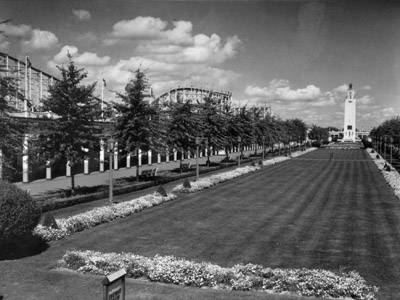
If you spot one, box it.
[102,269,126,300]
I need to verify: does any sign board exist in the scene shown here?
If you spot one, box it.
[102,269,126,300]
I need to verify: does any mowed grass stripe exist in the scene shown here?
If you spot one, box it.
[231,158,336,267]
[257,158,344,268]
[272,158,344,268]
[361,160,400,286]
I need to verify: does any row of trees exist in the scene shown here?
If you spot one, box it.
[370,117,400,147]
[2,57,311,193]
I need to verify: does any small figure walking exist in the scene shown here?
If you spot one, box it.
[330,151,333,161]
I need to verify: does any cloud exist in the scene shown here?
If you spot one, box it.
[111,16,167,39]
[0,22,59,52]
[72,9,91,21]
[94,56,240,96]
[51,45,110,66]
[333,84,350,94]
[0,23,31,38]
[245,80,321,101]
[108,16,242,65]
[21,29,59,50]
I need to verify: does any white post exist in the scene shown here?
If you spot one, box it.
[138,149,142,166]
[46,161,52,179]
[113,144,118,170]
[66,161,71,177]
[148,150,152,165]
[157,153,161,164]
[100,139,105,172]
[174,148,177,161]
[84,158,89,174]
[22,134,29,183]
[126,153,131,168]
[166,149,169,163]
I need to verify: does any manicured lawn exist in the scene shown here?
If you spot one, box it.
[1,147,400,299]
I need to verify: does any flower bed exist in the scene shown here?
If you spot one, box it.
[173,165,261,193]
[367,148,400,200]
[34,192,177,242]
[61,250,378,299]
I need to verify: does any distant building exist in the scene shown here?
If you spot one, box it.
[155,86,232,107]
[343,84,356,142]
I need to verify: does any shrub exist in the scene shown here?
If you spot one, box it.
[311,141,321,148]
[0,180,41,242]
[322,140,330,145]
[362,139,373,149]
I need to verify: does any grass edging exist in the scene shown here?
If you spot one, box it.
[61,250,379,299]
[34,192,177,241]
[367,148,400,199]
[37,165,222,212]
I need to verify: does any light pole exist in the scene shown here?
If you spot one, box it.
[107,138,115,205]
[262,136,265,161]
[390,137,393,164]
[196,137,201,181]
[237,136,241,166]
[384,136,387,160]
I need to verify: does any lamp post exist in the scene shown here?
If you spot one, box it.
[107,138,115,205]
[237,136,241,166]
[390,137,393,164]
[195,137,201,181]
[262,136,265,161]
[384,136,387,160]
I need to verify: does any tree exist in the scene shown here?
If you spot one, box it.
[35,55,101,194]
[0,74,26,180]
[308,124,329,141]
[165,99,199,169]
[113,69,163,181]
[198,96,227,166]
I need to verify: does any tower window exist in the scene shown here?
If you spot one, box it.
[347,125,352,130]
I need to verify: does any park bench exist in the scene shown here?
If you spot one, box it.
[181,163,191,172]
[140,168,159,181]
[151,168,158,177]
[140,169,153,180]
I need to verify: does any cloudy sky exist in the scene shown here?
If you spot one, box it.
[1,0,399,130]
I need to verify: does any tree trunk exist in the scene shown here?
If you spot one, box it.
[136,149,140,182]
[70,164,75,196]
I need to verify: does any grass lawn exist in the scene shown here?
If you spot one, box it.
[1,147,400,299]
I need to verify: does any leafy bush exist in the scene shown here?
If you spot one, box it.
[362,139,373,149]
[322,140,330,145]
[311,141,321,148]
[0,180,41,242]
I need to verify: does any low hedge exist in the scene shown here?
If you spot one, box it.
[36,165,222,212]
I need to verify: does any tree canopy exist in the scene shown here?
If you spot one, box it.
[34,55,101,193]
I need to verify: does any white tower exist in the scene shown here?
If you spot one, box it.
[343,83,356,142]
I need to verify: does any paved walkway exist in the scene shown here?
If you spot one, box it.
[15,149,265,196]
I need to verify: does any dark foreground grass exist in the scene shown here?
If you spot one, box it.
[1,148,399,300]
